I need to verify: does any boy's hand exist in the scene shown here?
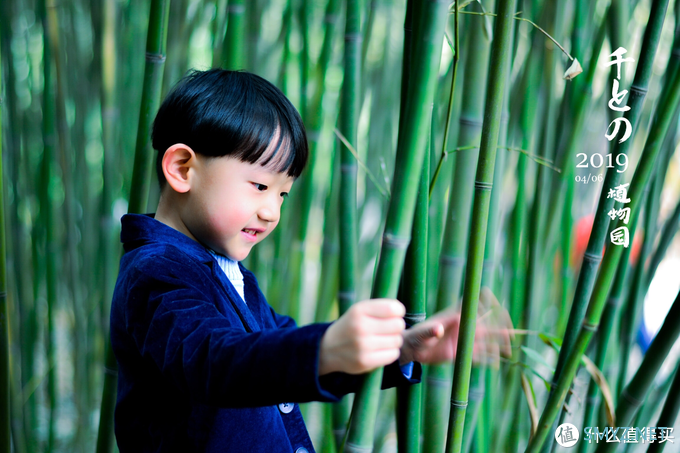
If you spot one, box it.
[318,299,406,375]
[398,288,513,367]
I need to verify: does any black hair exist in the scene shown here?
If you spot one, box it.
[152,69,308,188]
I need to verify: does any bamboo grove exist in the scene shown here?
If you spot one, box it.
[1,0,680,451]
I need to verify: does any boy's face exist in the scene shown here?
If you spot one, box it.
[183,155,295,261]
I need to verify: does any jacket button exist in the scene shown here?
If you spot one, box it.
[295,448,309,453]
[278,402,294,414]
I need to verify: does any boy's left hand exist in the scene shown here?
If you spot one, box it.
[398,288,513,367]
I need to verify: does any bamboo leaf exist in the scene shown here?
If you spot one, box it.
[521,371,539,438]
[581,354,616,427]
[521,346,555,372]
[333,127,390,198]
[564,58,583,80]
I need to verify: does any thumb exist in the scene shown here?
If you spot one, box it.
[406,322,444,348]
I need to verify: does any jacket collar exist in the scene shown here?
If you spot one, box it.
[120,213,215,265]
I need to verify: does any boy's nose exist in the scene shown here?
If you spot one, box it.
[257,200,280,223]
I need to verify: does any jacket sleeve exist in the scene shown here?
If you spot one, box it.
[122,254,346,408]
[269,307,422,395]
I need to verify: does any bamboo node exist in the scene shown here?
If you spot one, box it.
[426,376,450,387]
[581,321,598,332]
[630,85,648,97]
[450,398,468,408]
[468,388,485,400]
[672,48,680,58]
[405,313,426,324]
[621,388,643,407]
[583,252,601,263]
[104,366,118,377]
[344,32,363,43]
[383,233,410,249]
[337,291,355,302]
[440,255,465,266]
[459,116,483,128]
[340,163,357,173]
[606,296,620,307]
[344,442,372,453]
[474,181,493,191]
[145,52,166,64]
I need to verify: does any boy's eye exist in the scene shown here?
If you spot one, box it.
[253,183,268,191]
[281,192,289,199]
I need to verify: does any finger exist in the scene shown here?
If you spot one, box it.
[358,334,404,351]
[357,349,401,373]
[361,316,406,335]
[404,323,444,350]
[358,299,406,318]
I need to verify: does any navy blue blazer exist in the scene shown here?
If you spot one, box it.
[110,214,422,452]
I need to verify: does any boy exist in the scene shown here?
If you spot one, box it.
[110,69,491,452]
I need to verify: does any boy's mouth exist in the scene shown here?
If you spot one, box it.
[242,228,259,236]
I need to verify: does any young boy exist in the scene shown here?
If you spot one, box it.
[110,69,485,452]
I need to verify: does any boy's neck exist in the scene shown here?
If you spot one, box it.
[155,192,198,244]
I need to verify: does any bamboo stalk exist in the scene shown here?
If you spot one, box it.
[397,107,432,453]
[0,15,10,452]
[423,10,490,451]
[525,6,680,447]
[646,362,680,453]
[96,1,170,451]
[223,0,246,69]
[444,0,515,450]
[343,1,449,450]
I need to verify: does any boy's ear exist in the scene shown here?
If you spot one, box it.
[162,144,196,194]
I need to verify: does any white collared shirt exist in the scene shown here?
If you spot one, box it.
[208,249,246,305]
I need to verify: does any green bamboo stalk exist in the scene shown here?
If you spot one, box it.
[39,2,59,448]
[297,0,309,122]
[627,365,675,446]
[444,0,515,450]
[334,0,361,449]
[594,288,680,453]
[423,10,490,452]
[525,6,680,448]
[396,108,431,453]
[470,11,515,447]
[491,41,541,453]
[96,1,170,451]
[343,1,448,450]
[646,362,680,453]
[338,0,360,366]
[0,16,10,452]
[223,0,245,70]
[616,176,662,398]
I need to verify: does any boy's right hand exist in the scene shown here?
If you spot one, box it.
[318,299,406,376]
